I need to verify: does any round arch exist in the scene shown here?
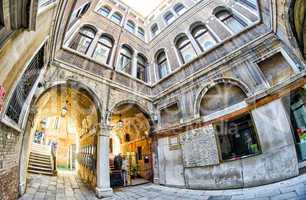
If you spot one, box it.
[106,99,154,133]
[194,77,250,117]
[18,79,103,195]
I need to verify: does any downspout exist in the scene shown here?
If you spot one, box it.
[104,7,130,122]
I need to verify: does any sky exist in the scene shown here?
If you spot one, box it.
[121,0,164,17]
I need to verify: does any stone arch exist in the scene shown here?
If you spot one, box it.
[194,77,250,117]
[18,79,103,195]
[106,99,154,134]
[288,0,306,58]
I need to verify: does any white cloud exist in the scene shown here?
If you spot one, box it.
[121,0,163,17]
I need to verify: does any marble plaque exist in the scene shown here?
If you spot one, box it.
[180,125,220,168]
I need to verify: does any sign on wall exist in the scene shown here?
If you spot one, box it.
[180,125,220,168]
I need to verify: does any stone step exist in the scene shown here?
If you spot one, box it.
[29,159,51,165]
[30,154,51,160]
[30,152,51,157]
[29,162,52,168]
[28,170,53,176]
[28,165,52,172]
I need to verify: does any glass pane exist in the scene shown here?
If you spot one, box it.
[137,64,146,82]
[224,17,245,33]
[174,4,186,15]
[98,7,110,17]
[180,43,196,63]
[197,32,216,51]
[119,55,132,74]
[159,61,169,78]
[165,13,175,24]
[93,43,111,64]
[111,13,122,24]
[126,21,135,32]
[76,35,92,54]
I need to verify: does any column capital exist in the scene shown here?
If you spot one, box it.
[98,123,113,136]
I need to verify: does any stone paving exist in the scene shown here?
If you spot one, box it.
[20,172,306,200]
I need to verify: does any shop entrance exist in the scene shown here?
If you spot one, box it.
[108,103,153,187]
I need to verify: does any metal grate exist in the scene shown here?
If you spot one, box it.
[6,46,44,124]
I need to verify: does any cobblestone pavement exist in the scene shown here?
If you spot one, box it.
[20,172,306,200]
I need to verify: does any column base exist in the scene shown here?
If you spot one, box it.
[95,187,113,199]
[19,182,26,195]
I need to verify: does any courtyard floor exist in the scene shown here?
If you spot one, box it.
[20,172,306,200]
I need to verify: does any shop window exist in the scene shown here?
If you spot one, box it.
[215,8,247,34]
[92,34,114,65]
[286,88,306,161]
[69,26,96,54]
[156,50,169,79]
[191,23,217,52]
[257,53,294,86]
[136,54,148,82]
[6,46,45,124]
[160,103,181,127]
[215,114,261,161]
[118,45,133,74]
[98,6,111,17]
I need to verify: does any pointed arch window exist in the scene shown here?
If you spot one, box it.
[126,20,136,33]
[92,35,114,65]
[137,54,148,82]
[174,3,187,15]
[111,12,123,24]
[118,45,133,74]
[156,50,169,79]
[191,23,217,51]
[98,6,111,17]
[175,34,197,64]
[164,12,175,25]
[69,26,96,54]
[215,9,247,34]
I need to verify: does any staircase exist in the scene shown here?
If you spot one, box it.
[28,143,54,176]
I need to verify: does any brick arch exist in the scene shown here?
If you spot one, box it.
[194,77,250,117]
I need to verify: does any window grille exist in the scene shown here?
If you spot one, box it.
[6,46,44,124]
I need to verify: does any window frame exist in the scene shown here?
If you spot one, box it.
[111,12,123,24]
[191,24,217,52]
[174,3,187,15]
[69,26,96,54]
[136,54,148,82]
[214,113,262,162]
[156,51,169,79]
[118,45,133,74]
[98,6,111,17]
[175,35,197,64]
[215,9,247,34]
[92,35,114,65]
[126,20,136,33]
[151,23,159,37]
[164,11,175,25]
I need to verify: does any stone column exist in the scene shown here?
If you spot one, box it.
[95,124,113,198]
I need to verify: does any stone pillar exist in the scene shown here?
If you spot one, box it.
[132,50,138,77]
[95,124,113,198]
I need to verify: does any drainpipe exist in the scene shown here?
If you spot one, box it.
[104,7,130,121]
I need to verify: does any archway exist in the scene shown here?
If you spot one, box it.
[107,102,154,187]
[19,80,102,194]
[289,0,306,58]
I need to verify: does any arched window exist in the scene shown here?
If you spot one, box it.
[92,35,114,65]
[98,6,111,17]
[136,54,148,82]
[81,2,91,16]
[126,20,136,33]
[151,23,159,37]
[164,11,175,25]
[175,34,197,64]
[174,3,187,15]
[156,50,169,79]
[118,45,133,74]
[235,0,257,10]
[111,12,123,24]
[191,23,217,51]
[69,26,96,54]
[137,27,145,39]
[200,82,247,116]
[215,8,247,34]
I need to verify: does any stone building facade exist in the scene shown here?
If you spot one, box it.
[0,0,306,199]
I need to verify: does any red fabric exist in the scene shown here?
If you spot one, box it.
[0,86,6,111]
